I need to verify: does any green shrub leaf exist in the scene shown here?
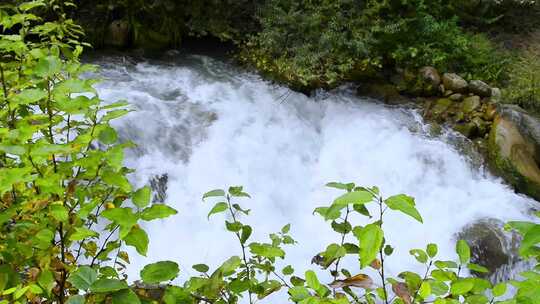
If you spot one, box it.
[384,194,423,223]
[141,261,180,284]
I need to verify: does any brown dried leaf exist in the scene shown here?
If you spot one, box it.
[392,282,412,304]
[329,273,374,289]
[370,259,381,270]
[27,267,40,281]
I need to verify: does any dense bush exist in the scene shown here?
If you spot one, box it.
[72,0,258,49]
[240,0,507,91]
[504,34,540,113]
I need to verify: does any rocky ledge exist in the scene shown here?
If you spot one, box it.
[358,67,540,202]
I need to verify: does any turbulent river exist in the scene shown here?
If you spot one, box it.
[92,53,535,300]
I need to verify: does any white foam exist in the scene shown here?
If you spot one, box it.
[94,55,535,300]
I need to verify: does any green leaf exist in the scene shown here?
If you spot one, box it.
[241,225,252,244]
[322,243,347,260]
[384,194,423,223]
[207,202,228,219]
[354,223,384,268]
[410,249,428,264]
[66,295,85,304]
[12,88,46,105]
[35,56,61,77]
[112,289,141,304]
[283,265,294,275]
[226,221,242,232]
[249,243,285,258]
[140,204,178,221]
[288,286,310,302]
[520,225,540,257]
[70,227,99,241]
[467,263,489,273]
[202,189,225,200]
[493,282,507,297]
[38,270,55,294]
[384,245,394,256]
[326,182,354,191]
[133,186,151,208]
[68,266,97,291]
[305,270,327,297]
[418,281,431,299]
[219,256,242,274]
[282,224,291,234]
[456,240,471,264]
[49,204,68,222]
[450,279,474,295]
[314,205,343,221]
[333,190,373,206]
[124,226,149,256]
[141,261,179,284]
[228,186,251,198]
[427,243,438,258]
[90,278,128,293]
[102,170,132,193]
[192,264,209,273]
[102,207,138,229]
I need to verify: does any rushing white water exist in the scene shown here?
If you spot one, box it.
[93,53,535,299]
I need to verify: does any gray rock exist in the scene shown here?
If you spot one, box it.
[497,104,540,161]
[442,73,468,93]
[419,66,441,88]
[105,20,130,48]
[449,93,463,101]
[469,80,492,97]
[491,87,502,103]
[457,219,520,279]
[149,174,168,203]
[488,104,540,201]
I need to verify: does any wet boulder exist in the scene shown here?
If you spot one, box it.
[469,80,492,97]
[104,20,130,48]
[149,174,168,203]
[491,88,502,103]
[419,66,441,95]
[442,73,468,93]
[457,219,519,278]
[357,83,411,105]
[488,104,540,201]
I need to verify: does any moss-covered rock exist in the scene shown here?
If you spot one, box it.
[356,83,411,105]
[462,96,481,113]
[431,98,453,116]
[488,106,540,201]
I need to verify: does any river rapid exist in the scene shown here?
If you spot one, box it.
[91,52,535,301]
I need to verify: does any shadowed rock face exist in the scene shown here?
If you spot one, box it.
[150,174,169,203]
[488,105,540,201]
[457,219,520,280]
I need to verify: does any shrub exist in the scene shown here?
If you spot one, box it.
[241,0,507,91]
[504,34,540,113]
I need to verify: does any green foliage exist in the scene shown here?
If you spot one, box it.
[241,0,508,90]
[0,1,177,303]
[76,0,258,48]
[504,38,540,113]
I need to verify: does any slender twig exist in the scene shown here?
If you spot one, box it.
[46,78,57,172]
[378,197,389,304]
[271,270,291,288]
[332,205,350,295]
[226,194,253,304]
[412,261,432,303]
[90,225,119,267]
